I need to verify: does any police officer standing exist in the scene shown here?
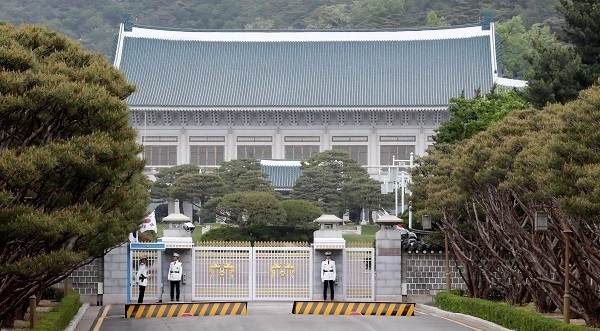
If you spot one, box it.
[136,256,148,303]
[168,252,183,301]
[321,251,336,301]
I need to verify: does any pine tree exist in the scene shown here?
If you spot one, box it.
[0,24,148,327]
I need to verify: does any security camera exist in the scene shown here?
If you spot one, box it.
[183,222,195,233]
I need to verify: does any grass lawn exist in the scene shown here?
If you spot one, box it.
[156,223,380,244]
[343,224,379,243]
[157,222,222,243]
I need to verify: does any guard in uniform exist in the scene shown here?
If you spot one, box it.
[136,256,148,303]
[321,251,336,301]
[168,252,183,301]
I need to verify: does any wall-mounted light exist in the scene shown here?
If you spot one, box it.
[422,215,432,230]
[534,212,548,231]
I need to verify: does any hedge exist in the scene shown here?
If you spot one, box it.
[434,292,593,331]
[32,291,81,331]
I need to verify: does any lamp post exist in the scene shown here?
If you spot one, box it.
[563,223,572,324]
[534,211,570,324]
[422,215,450,292]
[390,153,414,219]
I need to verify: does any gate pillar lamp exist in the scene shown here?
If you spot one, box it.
[534,211,570,324]
[313,214,345,251]
[375,214,403,231]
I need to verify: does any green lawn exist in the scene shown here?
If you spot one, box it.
[155,223,379,244]
[343,224,379,243]
[156,222,221,242]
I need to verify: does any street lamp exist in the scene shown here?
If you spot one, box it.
[390,153,414,225]
[422,215,451,292]
[534,211,570,324]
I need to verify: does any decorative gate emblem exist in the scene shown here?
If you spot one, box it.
[209,263,235,279]
[270,263,296,279]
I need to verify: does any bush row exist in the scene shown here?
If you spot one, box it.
[32,291,81,331]
[435,292,592,331]
[199,224,318,242]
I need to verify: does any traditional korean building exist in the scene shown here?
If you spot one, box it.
[113,13,526,177]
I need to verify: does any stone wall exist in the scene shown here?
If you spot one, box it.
[402,252,466,302]
[101,244,128,303]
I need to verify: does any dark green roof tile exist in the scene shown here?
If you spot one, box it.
[117,29,499,108]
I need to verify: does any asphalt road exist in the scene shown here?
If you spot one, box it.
[77,302,498,331]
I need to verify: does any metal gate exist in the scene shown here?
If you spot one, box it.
[128,247,163,303]
[344,247,375,301]
[192,242,312,301]
[192,243,252,301]
[253,244,312,300]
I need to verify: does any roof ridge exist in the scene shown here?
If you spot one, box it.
[131,23,484,34]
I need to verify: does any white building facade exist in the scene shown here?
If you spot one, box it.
[113,14,526,176]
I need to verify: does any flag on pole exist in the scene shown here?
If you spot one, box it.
[396,223,409,235]
[129,230,139,243]
[140,210,158,233]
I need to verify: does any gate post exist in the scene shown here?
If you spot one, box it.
[374,215,403,301]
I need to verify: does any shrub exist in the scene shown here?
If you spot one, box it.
[435,292,592,331]
[32,291,81,331]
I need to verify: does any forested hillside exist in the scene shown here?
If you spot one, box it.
[1,0,562,59]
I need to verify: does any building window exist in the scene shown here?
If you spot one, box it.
[285,145,320,160]
[144,146,177,166]
[380,145,416,165]
[332,145,368,165]
[190,146,224,166]
[237,145,272,159]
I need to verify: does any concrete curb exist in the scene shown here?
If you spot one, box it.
[416,304,513,331]
[65,302,90,331]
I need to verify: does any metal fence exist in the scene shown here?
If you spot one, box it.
[192,242,312,301]
[130,249,162,302]
[344,247,375,301]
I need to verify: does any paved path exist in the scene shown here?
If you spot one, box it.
[73,302,511,331]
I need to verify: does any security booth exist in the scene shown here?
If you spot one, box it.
[128,242,166,303]
[312,214,346,300]
[158,203,195,302]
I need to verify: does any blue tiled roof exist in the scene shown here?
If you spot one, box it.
[261,163,302,192]
[115,26,499,109]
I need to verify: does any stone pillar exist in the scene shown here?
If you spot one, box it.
[102,244,128,304]
[375,215,403,301]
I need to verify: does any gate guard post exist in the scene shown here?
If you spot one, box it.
[128,243,166,304]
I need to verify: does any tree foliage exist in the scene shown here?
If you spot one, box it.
[0,0,565,59]
[291,150,371,214]
[495,16,556,80]
[213,158,264,193]
[523,40,585,108]
[281,199,323,227]
[210,191,286,227]
[150,164,200,200]
[0,24,148,327]
[434,89,530,144]
[411,83,600,327]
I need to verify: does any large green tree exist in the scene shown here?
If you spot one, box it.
[281,199,323,227]
[412,83,600,326]
[434,89,530,144]
[495,16,556,80]
[170,173,228,224]
[150,164,200,200]
[210,191,286,227]
[213,158,265,193]
[291,150,370,214]
[557,0,600,79]
[0,24,148,327]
